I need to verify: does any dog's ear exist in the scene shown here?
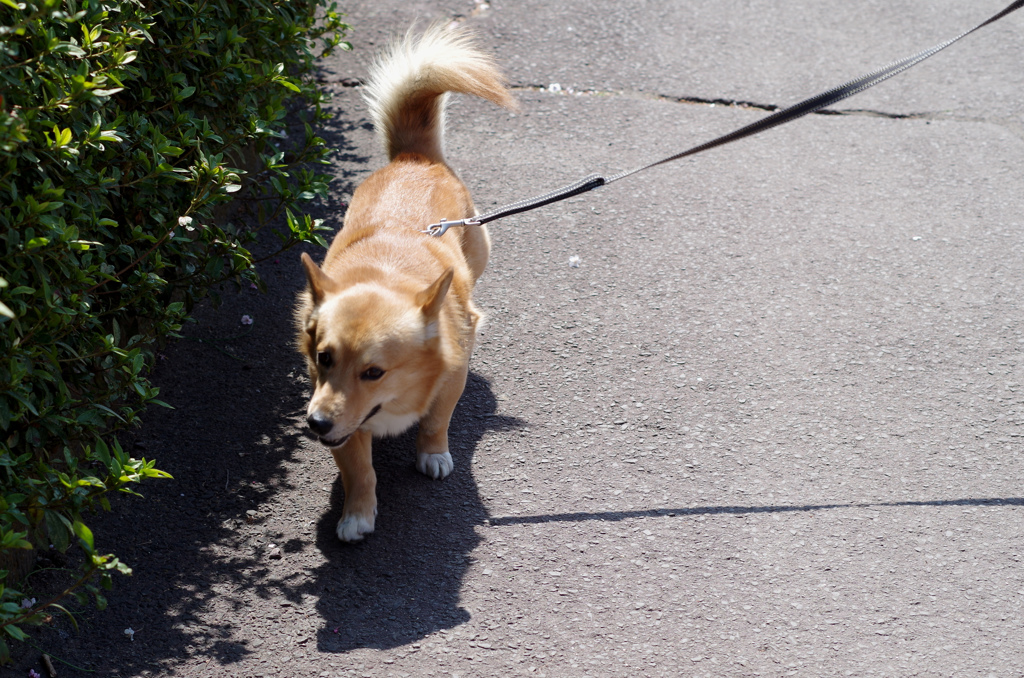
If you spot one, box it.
[301,253,337,305]
[416,267,454,318]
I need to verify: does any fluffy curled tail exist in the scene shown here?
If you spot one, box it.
[363,24,517,163]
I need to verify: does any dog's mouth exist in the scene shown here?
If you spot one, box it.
[319,433,351,447]
[318,405,382,447]
[362,403,382,424]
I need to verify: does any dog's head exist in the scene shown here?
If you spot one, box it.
[297,253,453,446]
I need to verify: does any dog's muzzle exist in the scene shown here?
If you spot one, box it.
[307,412,334,437]
[307,412,349,446]
[307,404,382,447]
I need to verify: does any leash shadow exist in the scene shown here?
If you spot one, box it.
[488,496,1024,526]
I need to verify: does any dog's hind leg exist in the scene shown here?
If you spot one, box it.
[415,362,470,480]
[331,429,377,542]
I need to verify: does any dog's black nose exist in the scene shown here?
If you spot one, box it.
[307,413,334,436]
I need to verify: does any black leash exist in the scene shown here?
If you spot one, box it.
[425,0,1023,237]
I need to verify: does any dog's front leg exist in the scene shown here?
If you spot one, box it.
[331,429,376,542]
[415,363,469,480]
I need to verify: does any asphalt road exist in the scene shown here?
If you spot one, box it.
[23,1,1023,676]
[316,0,1024,671]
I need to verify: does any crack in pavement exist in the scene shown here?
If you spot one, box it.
[511,83,936,120]
[311,78,1021,143]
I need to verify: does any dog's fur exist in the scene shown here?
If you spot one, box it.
[295,25,516,542]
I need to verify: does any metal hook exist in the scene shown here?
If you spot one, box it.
[423,217,481,237]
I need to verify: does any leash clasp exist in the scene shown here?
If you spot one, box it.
[423,217,481,238]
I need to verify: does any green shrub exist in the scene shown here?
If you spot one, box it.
[0,0,347,658]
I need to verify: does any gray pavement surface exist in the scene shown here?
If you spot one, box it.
[311,1,1024,674]
[29,1,1023,677]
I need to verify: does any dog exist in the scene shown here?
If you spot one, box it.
[296,25,516,542]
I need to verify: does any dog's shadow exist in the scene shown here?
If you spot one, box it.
[310,371,523,651]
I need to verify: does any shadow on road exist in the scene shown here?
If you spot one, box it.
[27,100,527,667]
[489,497,1024,526]
[308,372,525,652]
[42,266,523,671]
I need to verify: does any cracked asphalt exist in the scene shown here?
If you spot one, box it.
[17,1,1024,676]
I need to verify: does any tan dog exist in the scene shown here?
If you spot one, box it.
[296,26,516,542]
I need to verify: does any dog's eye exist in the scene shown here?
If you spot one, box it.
[317,351,333,368]
[360,366,385,381]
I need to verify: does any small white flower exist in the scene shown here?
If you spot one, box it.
[124,627,135,641]
[178,216,192,227]
[241,315,253,325]
[568,255,581,268]
[548,83,562,92]
[20,597,36,609]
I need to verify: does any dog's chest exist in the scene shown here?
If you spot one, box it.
[364,410,420,437]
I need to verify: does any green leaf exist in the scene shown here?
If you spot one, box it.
[52,43,87,57]
[3,624,27,641]
[76,409,104,427]
[93,404,127,423]
[72,520,94,551]
[45,511,71,553]
[94,438,112,466]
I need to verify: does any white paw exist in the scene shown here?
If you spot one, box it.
[336,513,375,542]
[416,450,453,479]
